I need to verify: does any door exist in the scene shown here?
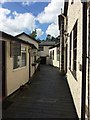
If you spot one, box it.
[2,41,6,98]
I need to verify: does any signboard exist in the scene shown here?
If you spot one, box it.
[10,41,21,56]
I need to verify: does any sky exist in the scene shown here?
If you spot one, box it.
[0,0,64,40]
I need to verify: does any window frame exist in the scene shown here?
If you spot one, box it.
[13,45,27,69]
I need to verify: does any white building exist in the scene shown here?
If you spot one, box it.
[49,43,60,68]
[59,1,90,118]
[39,41,55,64]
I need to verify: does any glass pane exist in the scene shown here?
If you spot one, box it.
[13,55,19,69]
[21,53,26,67]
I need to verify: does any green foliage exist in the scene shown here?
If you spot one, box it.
[46,34,56,41]
[30,29,37,39]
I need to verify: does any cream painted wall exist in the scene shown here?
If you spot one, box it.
[49,47,59,68]
[17,34,39,78]
[67,1,83,118]
[6,41,29,96]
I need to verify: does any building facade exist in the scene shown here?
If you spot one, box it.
[58,1,90,118]
[39,41,55,64]
[49,43,60,68]
[87,5,90,119]
[1,31,40,99]
[16,32,40,77]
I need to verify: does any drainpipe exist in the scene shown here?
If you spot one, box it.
[81,2,87,120]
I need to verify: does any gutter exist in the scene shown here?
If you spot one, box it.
[81,2,87,120]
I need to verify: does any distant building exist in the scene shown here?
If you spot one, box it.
[49,43,60,68]
[39,41,55,64]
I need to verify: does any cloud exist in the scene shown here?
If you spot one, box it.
[36,28,44,37]
[36,0,63,24]
[46,23,59,37]
[0,8,36,36]
[17,0,51,2]
[22,1,31,6]
[0,0,12,4]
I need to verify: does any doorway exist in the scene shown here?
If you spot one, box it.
[40,57,46,64]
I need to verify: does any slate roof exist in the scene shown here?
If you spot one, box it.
[39,41,55,46]
[16,32,40,43]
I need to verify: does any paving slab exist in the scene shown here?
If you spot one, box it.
[2,65,78,119]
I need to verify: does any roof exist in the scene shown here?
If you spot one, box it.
[49,43,60,49]
[0,31,37,49]
[16,32,40,43]
[39,41,55,46]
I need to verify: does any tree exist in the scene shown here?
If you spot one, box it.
[46,34,56,41]
[30,29,37,39]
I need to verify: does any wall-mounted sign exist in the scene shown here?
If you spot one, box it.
[10,41,21,57]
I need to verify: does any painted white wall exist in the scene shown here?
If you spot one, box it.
[40,46,52,64]
[49,47,59,68]
[67,1,83,118]
[40,46,51,57]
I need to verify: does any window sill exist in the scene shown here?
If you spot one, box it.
[13,66,27,72]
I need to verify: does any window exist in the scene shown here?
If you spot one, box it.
[21,53,26,67]
[73,21,77,78]
[13,45,27,69]
[69,32,72,69]
[13,55,19,69]
[21,46,26,67]
[57,47,60,61]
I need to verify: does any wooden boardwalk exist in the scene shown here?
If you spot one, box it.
[2,65,78,119]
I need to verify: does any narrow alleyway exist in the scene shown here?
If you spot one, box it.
[2,65,78,118]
